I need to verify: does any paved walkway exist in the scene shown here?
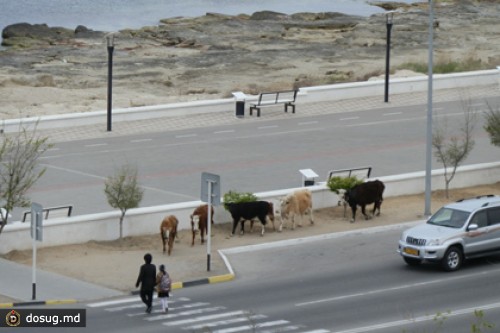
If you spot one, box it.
[1,84,498,306]
[0,257,123,305]
[37,84,499,143]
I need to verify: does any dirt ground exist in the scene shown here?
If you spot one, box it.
[3,183,500,302]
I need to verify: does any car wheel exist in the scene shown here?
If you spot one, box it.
[404,257,422,266]
[441,246,463,272]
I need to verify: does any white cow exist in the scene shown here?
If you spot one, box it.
[279,189,314,231]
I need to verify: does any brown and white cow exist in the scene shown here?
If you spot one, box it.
[279,189,314,231]
[190,204,214,246]
[343,180,385,223]
[160,215,178,255]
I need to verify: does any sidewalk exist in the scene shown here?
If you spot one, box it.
[35,84,499,143]
[0,257,124,306]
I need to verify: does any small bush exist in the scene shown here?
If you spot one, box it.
[327,176,363,194]
[223,190,258,210]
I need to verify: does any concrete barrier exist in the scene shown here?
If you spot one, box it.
[2,161,500,254]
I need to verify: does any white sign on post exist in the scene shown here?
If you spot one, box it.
[201,172,221,272]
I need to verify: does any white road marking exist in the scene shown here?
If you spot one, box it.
[85,143,107,147]
[130,138,153,143]
[214,130,235,134]
[212,320,290,333]
[175,133,197,138]
[146,306,225,322]
[184,314,267,330]
[127,302,209,317]
[296,268,499,307]
[258,125,279,130]
[340,117,359,121]
[383,112,402,116]
[329,301,500,333]
[87,296,140,308]
[260,326,303,333]
[298,121,319,126]
[162,310,248,326]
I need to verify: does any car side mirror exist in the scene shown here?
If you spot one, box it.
[468,223,478,231]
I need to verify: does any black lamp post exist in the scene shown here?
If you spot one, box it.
[384,11,395,103]
[106,34,115,132]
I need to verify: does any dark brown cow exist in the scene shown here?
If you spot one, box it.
[160,215,178,255]
[190,204,214,246]
[344,180,385,223]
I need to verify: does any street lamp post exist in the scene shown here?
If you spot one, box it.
[106,34,115,132]
[384,11,395,103]
[424,0,434,217]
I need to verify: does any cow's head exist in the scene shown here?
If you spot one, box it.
[337,189,347,206]
[279,194,292,218]
[190,214,200,231]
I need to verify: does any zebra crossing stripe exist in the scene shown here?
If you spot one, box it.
[212,320,290,333]
[260,325,304,333]
[163,310,250,326]
[300,330,330,333]
[87,296,139,308]
[146,306,226,322]
[87,296,191,308]
[127,302,210,317]
[183,314,267,330]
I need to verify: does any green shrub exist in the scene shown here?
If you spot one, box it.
[327,176,363,194]
[223,190,258,210]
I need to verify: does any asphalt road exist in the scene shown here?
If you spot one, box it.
[15,225,500,333]
[18,94,500,221]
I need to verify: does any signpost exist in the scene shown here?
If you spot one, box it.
[31,202,43,300]
[200,172,220,271]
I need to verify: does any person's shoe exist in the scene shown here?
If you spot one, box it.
[164,309,168,313]
[146,306,152,314]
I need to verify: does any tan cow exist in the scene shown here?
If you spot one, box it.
[190,204,214,246]
[160,215,178,255]
[279,189,314,231]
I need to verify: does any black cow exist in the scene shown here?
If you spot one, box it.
[344,180,385,223]
[226,201,275,236]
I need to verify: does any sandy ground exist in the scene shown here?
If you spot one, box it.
[2,183,500,303]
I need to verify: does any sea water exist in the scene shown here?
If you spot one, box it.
[0,0,417,32]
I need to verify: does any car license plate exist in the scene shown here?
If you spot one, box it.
[404,247,419,256]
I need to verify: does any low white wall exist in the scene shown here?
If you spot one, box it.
[298,69,499,103]
[2,161,500,254]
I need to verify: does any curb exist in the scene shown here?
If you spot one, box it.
[0,299,77,308]
[129,274,235,296]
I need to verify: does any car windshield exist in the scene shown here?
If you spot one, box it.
[427,207,470,228]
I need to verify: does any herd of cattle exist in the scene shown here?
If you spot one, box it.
[160,180,385,255]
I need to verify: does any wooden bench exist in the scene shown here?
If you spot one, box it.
[249,90,298,117]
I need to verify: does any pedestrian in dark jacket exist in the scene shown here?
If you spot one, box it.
[135,253,156,313]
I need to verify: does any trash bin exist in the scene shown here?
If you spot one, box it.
[232,91,246,118]
[235,101,245,117]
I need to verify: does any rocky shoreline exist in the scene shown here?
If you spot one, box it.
[0,0,499,120]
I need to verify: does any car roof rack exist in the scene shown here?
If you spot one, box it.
[456,194,496,202]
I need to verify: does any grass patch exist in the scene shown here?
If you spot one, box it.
[398,57,489,74]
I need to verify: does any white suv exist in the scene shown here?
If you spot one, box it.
[398,195,500,271]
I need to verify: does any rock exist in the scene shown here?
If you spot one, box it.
[250,11,289,21]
